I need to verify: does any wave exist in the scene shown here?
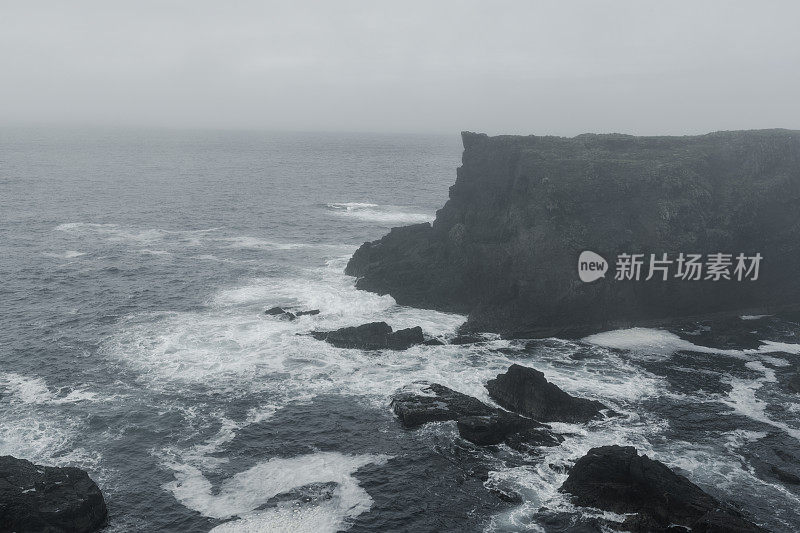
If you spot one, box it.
[165,452,390,533]
[0,372,98,405]
[44,250,86,259]
[324,202,433,225]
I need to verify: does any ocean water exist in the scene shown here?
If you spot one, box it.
[1,127,800,532]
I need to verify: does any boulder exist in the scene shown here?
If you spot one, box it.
[391,382,495,427]
[310,322,424,350]
[486,364,609,423]
[391,382,560,450]
[560,446,765,532]
[457,415,562,448]
[0,455,107,533]
[346,130,800,337]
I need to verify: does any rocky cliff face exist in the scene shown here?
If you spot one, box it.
[346,130,800,337]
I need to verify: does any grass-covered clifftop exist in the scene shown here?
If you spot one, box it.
[346,130,800,337]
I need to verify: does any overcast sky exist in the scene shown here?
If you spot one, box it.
[1,1,799,135]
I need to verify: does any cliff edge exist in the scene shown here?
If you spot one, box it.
[346,130,800,337]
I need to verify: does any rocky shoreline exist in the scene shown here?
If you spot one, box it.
[304,317,781,531]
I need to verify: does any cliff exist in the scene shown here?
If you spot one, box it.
[346,130,800,337]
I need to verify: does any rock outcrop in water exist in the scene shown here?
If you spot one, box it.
[486,364,610,423]
[346,130,800,337]
[0,455,107,533]
[391,382,561,449]
[560,446,766,532]
[265,307,320,320]
[311,321,424,350]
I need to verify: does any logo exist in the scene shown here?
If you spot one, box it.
[577,251,762,282]
[578,250,608,282]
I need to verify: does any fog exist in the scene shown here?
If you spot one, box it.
[1,0,799,135]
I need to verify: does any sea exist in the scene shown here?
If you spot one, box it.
[1,126,799,532]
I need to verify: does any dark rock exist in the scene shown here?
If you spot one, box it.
[390,382,495,428]
[295,309,320,317]
[423,337,446,346]
[450,335,485,345]
[391,382,561,451]
[310,321,424,350]
[264,306,296,320]
[456,414,538,446]
[486,364,609,423]
[692,510,770,533]
[389,326,425,349]
[346,130,800,337]
[770,465,800,484]
[560,445,765,532]
[503,427,563,453]
[0,455,107,533]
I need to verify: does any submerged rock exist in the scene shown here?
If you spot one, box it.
[0,455,107,533]
[311,321,424,350]
[449,334,485,345]
[486,364,609,423]
[346,130,800,337]
[295,309,320,317]
[264,306,296,320]
[560,446,765,532]
[391,382,560,450]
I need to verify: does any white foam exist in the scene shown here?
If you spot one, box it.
[0,374,100,468]
[221,237,312,251]
[756,341,800,355]
[741,314,771,320]
[0,372,98,405]
[44,250,86,259]
[165,452,390,533]
[584,327,800,361]
[325,202,433,225]
[583,328,742,357]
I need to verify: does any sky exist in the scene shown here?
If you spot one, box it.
[1,0,799,136]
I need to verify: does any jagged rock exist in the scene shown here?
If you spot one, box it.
[389,326,425,349]
[264,306,296,320]
[423,337,446,346]
[456,414,538,446]
[560,446,765,532]
[310,322,424,350]
[486,364,609,423]
[346,130,800,337]
[295,309,320,317]
[391,382,495,427]
[0,455,107,533]
[503,427,564,452]
[391,382,560,450]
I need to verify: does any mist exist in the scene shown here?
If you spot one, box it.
[1,0,799,135]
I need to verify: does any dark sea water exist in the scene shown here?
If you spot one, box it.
[1,127,800,532]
